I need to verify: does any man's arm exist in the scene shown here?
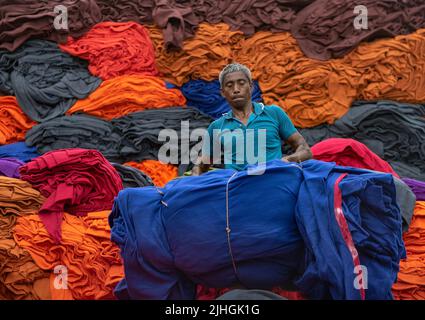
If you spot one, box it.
[282,132,312,163]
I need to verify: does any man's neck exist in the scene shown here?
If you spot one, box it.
[232,101,254,122]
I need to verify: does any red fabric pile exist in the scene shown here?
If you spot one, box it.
[59,21,159,80]
[19,149,123,243]
[311,138,399,176]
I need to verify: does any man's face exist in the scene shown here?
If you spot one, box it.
[221,71,252,109]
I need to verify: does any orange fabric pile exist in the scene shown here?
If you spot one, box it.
[147,23,244,86]
[124,160,178,187]
[0,97,35,145]
[150,23,425,128]
[393,201,425,300]
[14,211,124,300]
[0,176,50,300]
[59,22,159,80]
[67,75,186,120]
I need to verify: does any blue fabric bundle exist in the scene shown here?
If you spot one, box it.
[110,159,405,300]
[180,79,263,119]
[0,142,39,162]
[295,160,405,300]
[110,161,305,299]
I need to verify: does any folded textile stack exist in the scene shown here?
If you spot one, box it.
[0,142,39,163]
[59,21,159,80]
[124,160,178,187]
[67,75,186,120]
[0,176,50,300]
[311,138,399,176]
[0,97,35,145]
[112,163,154,188]
[19,149,123,242]
[25,114,121,162]
[292,0,425,60]
[402,179,425,201]
[14,211,124,300]
[181,79,262,119]
[299,101,425,181]
[0,0,101,52]
[112,107,212,162]
[0,158,24,179]
[147,23,243,86]
[393,201,425,299]
[0,40,102,122]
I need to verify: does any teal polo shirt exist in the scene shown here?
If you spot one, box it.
[202,102,297,170]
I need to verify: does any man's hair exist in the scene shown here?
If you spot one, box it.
[219,63,252,88]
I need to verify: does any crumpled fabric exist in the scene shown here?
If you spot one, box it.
[295,160,405,299]
[311,138,399,177]
[299,101,425,181]
[0,96,35,145]
[112,163,154,188]
[151,24,425,128]
[147,23,244,86]
[0,40,102,122]
[392,177,417,233]
[19,149,123,243]
[97,0,313,50]
[112,107,212,163]
[59,21,159,80]
[0,176,50,300]
[0,0,102,52]
[14,211,124,300]
[124,161,178,187]
[392,201,425,300]
[402,178,425,201]
[25,114,121,162]
[0,158,24,179]
[292,0,425,60]
[0,142,39,163]
[67,75,186,120]
[180,79,262,119]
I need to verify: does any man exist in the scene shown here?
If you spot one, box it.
[192,63,312,175]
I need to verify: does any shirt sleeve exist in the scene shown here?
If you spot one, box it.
[274,106,297,140]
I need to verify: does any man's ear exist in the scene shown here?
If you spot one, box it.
[220,88,226,98]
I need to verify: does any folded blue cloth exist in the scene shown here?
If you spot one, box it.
[0,142,39,162]
[180,79,263,119]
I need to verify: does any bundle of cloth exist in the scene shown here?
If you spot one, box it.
[14,211,124,300]
[291,0,425,60]
[0,0,101,51]
[0,142,39,163]
[124,161,178,187]
[180,79,262,119]
[19,149,123,243]
[112,163,154,188]
[310,138,416,232]
[25,114,122,162]
[0,158,24,179]
[66,75,186,120]
[59,21,159,80]
[110,159,405,300]
[299,101,425,181]
[97,0,313,50]
[112,107,212,163]
[0,176,50,300]
[0,96,35,145]
[0,40,102,122]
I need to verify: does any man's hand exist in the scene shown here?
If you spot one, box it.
[283,132,313,163]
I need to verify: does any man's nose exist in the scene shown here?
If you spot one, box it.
[233,84,241,94]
